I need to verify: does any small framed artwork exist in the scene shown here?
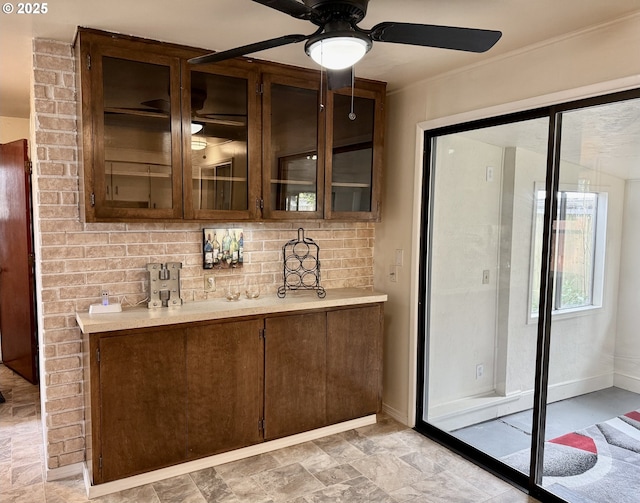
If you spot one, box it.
[203,228,244,269]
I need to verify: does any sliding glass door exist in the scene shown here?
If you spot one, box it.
[421,115,550,477]
[416,90,640,501]
[540,98,640,502]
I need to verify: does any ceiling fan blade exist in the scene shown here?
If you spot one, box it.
[252,0,315,20]
[327,67,353,91]
[188,34,309,65]
[370,22,502,53]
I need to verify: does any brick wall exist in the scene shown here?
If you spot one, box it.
[31,38,375,472]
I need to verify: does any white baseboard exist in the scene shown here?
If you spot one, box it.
[546,373,613,404]
[382,402,409,426]
[46,461,83,482]
[84,414,376,499]
[614,372,640,393]
[429,374,613,431]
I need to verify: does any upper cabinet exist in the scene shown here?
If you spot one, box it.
[183,62,261,221]
[326,83,384,220]
[262,71,324,220]
[79,39,184,220]
[76,28,385,222]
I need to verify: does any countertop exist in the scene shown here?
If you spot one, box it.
[76,288,387,334]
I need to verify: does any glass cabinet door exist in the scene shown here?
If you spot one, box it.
[262,73,324,219]
[184,62,260,220]
[92,46,182,220]
[325,85,384,220]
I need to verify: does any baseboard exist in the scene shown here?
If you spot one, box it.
[46,461,83,481]
[614,372,640,394]
[84,414,376,499]
[429,374,613,431]
[546,373,613,404]
[382,402,409,426]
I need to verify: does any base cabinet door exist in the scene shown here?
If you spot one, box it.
[97,328,187,483]
[326,305,383,423]
[186,319,264,458]
[264,312,327,440]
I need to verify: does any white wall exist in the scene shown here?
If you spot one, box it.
[0,116,30,144]
[428,135,504,408]
[615,180,640,392]
[375,84,427,422]
[377,12,640,426]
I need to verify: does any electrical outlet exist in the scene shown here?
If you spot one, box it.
[482,269,490,284]
[476,364,484,379]
[204,274,216,292]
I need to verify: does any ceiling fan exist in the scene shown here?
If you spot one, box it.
[188,0,502,84]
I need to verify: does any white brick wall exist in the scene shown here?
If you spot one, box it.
[31,38,376,472]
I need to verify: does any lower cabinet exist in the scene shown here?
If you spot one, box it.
[327,305,383,424]
[264,312,327,440]
[86,303,383,484]
[97,327,188,482]
[186,319,264,458]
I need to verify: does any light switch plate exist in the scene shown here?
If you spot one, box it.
[395,249,404,267]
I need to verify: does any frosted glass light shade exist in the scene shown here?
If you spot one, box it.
[191,123,204,134]
[191,137,207,150]
[306,36,370,70]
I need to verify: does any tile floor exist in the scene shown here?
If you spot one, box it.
[453,387,640,459]
[0,364,539,502]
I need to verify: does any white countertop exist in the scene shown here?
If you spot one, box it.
[76,288,387,334]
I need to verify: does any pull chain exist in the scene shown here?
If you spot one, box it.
[349,66,356,120]
[319,43,325,112]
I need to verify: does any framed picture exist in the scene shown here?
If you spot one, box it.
[203,227,243,269]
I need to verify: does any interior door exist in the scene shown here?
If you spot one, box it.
[0,139,38,384]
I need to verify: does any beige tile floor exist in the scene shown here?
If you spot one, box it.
[0,364,540,502]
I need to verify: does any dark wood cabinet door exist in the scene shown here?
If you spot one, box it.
[186,319,264,458]
[77,30,184,221]
[262,72,325,220]
[98,328,187,482]
[182,60,262,221]
[324,82,385,222]
[264,313,327,439]
[326,305,383,423]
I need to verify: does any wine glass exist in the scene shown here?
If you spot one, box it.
[244,277,260,299]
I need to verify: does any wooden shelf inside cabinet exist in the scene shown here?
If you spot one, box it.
[104,107,170,119]
[331,182,371,188]
[270,179,316,186]
[106,160,172,178]
[195,175,248,182]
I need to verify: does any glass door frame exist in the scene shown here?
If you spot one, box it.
[414,88,640,502]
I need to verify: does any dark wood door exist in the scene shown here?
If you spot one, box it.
[186,319,263,458]
[98,328,187,482]
[326,305,383,423]
[264,312,326,440]
[0,140,38,384]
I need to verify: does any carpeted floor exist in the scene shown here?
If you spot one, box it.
[503,410,640,503]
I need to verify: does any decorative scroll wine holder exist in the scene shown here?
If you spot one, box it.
[277,228,326,299]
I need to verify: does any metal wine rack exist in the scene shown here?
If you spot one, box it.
[277,228,326,298]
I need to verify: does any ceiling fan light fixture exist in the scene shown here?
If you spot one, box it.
[191,122,204,134]
[191,136,207,151]
[305,32,371,70]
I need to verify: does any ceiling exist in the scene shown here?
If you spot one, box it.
[461,97,640,180]
[1,0,640,118]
